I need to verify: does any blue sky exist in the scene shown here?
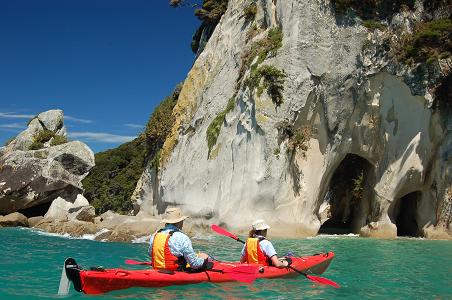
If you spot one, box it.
[0,0,200,152]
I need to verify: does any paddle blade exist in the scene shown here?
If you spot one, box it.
[211,224,239,240]
[125,259,152,266]
[306,275,340,288]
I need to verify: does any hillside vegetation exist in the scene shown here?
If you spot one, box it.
[83,85,181,214]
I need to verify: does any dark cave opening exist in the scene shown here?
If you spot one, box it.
[393,192,421,237]
[319,154,373,235]
[18,201,52,218]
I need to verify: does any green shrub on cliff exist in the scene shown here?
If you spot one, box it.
[244,3,257,22]
[51,134,68,146]
[398,18,452,64]
[332,0,415,20]
[245,65,286,107]
[83,84,181,214]
[206,97,234,158]
[29,130,55,150]
[170,0,229,54]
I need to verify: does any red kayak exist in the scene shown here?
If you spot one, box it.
[63,252,335,294]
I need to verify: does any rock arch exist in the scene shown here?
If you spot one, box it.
[318,154,375,234]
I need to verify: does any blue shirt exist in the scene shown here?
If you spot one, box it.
[148,224,205,269]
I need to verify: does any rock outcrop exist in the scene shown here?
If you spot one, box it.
[0,212,29,227]
[133,1,451,239]
[0,110,95,215]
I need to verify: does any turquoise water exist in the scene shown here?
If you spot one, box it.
[0,228,450,299]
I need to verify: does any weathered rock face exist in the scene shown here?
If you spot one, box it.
[0,212,29,227]
[0,110,95,215]
[134,1,451,239]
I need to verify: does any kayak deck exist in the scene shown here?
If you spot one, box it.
[66,252,335,294]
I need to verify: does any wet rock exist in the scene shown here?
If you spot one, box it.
[360,221,397,239]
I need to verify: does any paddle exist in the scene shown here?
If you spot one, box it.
[210,224,340,288]
[124,259,259,283]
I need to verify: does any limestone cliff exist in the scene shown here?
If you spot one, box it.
[134,0,451,239]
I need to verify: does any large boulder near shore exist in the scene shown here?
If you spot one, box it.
[0,212,29,227]
[0,110,94,215]
[68,205,96,222]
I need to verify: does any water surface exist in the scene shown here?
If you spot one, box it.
[0,228,450,299]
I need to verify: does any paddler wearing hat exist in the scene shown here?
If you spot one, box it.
[240,219,292,268]
[148,207,212,271]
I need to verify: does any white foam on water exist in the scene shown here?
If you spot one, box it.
[132,235,149,244]
[307,233,360,239]
[28,227,111,241]
[192,233,215,241]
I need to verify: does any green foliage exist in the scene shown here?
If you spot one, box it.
[83,84,181,214]
[28,130,55,150]
[245,65,286,107]
[194,0,228,23]
[244,3,257,21]
[352,171,364,199]
[332,0,415,20]
[277,122,312,158]
[397,18,452,64]
[145,84,181,155]
[83,136,147,215]
[191,0,229,53]
[206,97,235,158]
[50,134,68,146]
[362,20,386,31]
[239,27,283,80]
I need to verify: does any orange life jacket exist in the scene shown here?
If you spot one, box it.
[244,237,271,265]
[151,231,180,271]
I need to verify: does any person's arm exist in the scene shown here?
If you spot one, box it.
[270,255,289,268]
[179,235,208,269]
[240,244,246,263]
[148,233,155,261]
[260,240,289,268]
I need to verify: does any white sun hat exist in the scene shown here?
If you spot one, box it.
[252,219,270,231]
[161,207,189,224]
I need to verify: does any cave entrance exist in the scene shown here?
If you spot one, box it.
[318,154,373,235]
[18,201,52,218]
[392,192,421,237]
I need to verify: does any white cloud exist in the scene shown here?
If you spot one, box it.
[0,112,35,119]
[0,123,25,129]
[69,132,136,143]
[0,112,92,124]
[65,115,93,124]
[124,123,143,129]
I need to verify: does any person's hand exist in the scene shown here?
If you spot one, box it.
[284,256,292,266]
[279,256,292,267]
[198,252,209,260]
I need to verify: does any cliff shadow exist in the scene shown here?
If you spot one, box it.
[389,191,422,237]
[318,153,374,234]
